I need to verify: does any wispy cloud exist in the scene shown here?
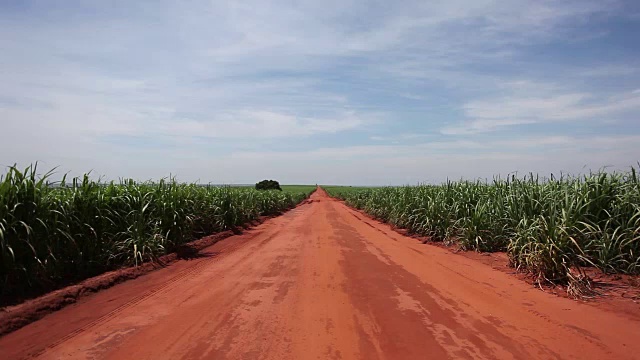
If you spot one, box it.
[442,84,640,135]
[157,110,366,139]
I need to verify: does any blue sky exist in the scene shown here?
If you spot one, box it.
[1,0,639,185]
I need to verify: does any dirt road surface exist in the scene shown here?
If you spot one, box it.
[2,188,639,359]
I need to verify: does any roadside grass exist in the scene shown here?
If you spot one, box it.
[0,165,312,301]
[321,185,383,194]
[324,168,640,292]
[281,185,317,195]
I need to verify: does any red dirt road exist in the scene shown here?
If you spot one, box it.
[2,189,640,359]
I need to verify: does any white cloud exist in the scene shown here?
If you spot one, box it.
[206,134,640,184]
[158,110,365,139]
[442,87,640,135]
[576,65,639,78]
[235,135,640,160]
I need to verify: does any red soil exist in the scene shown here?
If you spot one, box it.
[1,188,639,359]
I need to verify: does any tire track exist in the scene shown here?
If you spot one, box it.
[28,230,265,357]
[33,211,304,356]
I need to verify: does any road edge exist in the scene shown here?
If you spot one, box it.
[0,198,314,338]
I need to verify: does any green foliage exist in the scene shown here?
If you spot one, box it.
[325,167,640,284]
[280,185,317,195]
[255,179,282,191]
[0,165,310,300]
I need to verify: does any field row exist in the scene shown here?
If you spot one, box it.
[325,169,640,293]
[0,165,314,302]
